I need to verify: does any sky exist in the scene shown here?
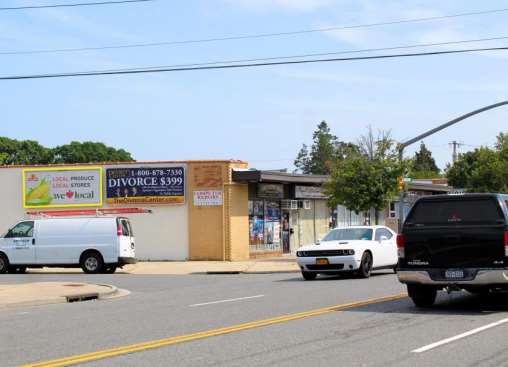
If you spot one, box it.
[1,0,508,171]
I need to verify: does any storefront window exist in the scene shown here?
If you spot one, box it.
[249,200,282,253]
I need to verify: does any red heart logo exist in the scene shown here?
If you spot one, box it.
[66,191,74,199]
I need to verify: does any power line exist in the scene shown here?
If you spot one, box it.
[60,36,508,74]
[1,7,507,54]
[4,33,508,60]
[0,0,153,11]
[1,45,506,81]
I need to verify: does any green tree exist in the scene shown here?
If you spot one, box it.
[0,137,52,165]
[294,121,356,174]
[447,133,508,193]
[0,137,134,165]
[409,142,440,179]
[52,141,134,164]
[325,127,403,223]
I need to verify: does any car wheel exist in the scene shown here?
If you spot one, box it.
[0,254,9,274]
[302,271,317,280]
[358,252,373,278]
[104,266,117,274]
[407,284,437,308]
[80,252,104,274]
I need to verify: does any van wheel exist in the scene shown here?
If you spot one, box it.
[80,252,104,274]
[0,254,9,274]
[358,252,373,278]
[8,266,27,274]
[104,266,117,274]
[407,284,437,308]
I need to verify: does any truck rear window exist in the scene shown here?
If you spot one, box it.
[406,198,504,226]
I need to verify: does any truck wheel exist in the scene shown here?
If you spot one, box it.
[465,286,490,296]
[358,252,373,278]
[0,254,8,274]
[80,252,104,274]
[302,271,317,280]
[407,284,437,308]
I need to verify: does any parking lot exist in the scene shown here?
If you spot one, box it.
[2,271,508,367]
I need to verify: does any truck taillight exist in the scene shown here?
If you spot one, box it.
[117,223,123,237]
[505,231,508,256]
[397,234,405,258]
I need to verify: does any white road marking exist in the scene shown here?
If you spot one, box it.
[189,294,265,307]
[412,317,508,353]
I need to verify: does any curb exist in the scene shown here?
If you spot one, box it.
[205,269,299,275]
[0,283,121,310]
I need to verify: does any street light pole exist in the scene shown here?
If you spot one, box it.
[396,100,508,231]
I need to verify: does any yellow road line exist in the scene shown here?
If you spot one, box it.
[20,293,407,367]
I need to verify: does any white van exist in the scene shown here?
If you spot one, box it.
[0,216,136,274]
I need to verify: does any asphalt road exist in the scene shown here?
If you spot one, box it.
[2,271,508,367]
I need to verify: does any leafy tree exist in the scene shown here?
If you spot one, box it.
[409,142,440,179]
[325,127,404,223]
[446,150,479,189]
[447,133,508,193]
[294,121,356,174]
[52,141,134,163]
[0,137,52,165]
[0,137,134,165]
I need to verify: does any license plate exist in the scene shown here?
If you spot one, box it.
[445,269,464,279]
[316,258,329,265]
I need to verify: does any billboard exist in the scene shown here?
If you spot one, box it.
[23,167,103,208]
[106,167,185,205]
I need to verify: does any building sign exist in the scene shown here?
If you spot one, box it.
[193,165,222,188]
[193,190,223,206]
[106,167,185,205]
[257,184,284,199]
[295,185,326,199]
[23,167,102,208]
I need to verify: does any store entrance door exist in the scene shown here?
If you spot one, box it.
[290,210,301,254]
[281,212,290,253]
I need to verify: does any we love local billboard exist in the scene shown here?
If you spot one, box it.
[22,167,103,208]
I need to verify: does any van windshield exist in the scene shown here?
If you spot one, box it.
[406,198,504,226]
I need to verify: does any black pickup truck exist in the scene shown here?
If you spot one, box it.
[397,193,508,307]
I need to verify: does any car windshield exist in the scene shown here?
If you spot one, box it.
[322,228,373,241]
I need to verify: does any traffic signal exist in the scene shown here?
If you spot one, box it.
[397,176,405,191]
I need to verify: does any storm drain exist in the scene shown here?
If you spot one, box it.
[66,293,99,303]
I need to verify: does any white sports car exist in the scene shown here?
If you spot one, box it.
[296,226,398,280]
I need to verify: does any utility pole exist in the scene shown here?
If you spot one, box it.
[397,100,508,231]
[450,141,463,163]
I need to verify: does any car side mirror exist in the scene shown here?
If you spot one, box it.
[316,240,321,245]
[379,236,388,242]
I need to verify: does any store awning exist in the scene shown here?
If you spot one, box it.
[232,169,328,184]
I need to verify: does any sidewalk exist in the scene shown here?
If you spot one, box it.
[0,282,120,309]
[28,257,300,275]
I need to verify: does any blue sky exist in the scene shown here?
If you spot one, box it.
[1,0,508,171]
